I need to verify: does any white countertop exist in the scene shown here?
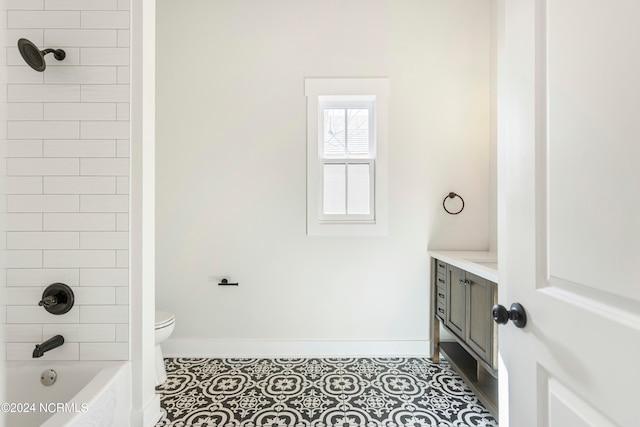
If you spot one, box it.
[428,250,498,282]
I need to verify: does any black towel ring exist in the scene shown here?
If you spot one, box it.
[443,192,464,215]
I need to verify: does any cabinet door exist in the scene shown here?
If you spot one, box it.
[445,265,466,339]
[466,273,495,364]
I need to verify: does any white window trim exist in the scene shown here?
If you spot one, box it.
[305,78,389,236]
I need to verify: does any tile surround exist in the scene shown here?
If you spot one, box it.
[8,84,80,102]
[3,0,130,361]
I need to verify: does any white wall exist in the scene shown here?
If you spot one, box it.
[156,0,492,356]
[2,0,130,362]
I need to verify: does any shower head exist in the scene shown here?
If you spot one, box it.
[17,38,65,72]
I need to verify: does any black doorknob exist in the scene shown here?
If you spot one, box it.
[491,302,527,328]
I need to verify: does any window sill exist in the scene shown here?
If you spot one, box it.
[307,220,387,237]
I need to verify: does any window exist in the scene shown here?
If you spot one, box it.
[320,99,375,220]
[305,78,389,236]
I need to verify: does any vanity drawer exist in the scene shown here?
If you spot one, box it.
[436,281,446,320]
[435,259,447,276]
[436,298,446,320]
[435,273,446,288]
[434,258,448,321]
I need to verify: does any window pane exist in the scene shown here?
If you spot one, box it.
[347,164,371,215]
[323,164,346,214]
[347,108,369,158]
[323,109,345,157]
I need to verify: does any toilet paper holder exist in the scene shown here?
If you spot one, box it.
[218,278,238,286]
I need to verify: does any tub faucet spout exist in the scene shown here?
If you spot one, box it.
[33,335,64,358]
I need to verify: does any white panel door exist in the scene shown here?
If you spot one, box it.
[498,0,640,426]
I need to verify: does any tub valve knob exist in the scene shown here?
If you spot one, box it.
[39,295,58,307]
[38,283,74,315]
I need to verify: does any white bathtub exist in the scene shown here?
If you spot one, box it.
[3,361,130,427]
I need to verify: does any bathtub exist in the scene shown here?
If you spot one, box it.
[3,361,130,427]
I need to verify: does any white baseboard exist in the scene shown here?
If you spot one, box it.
[162,339,431,359]
[130,393,161,427]
[144,394,161,427]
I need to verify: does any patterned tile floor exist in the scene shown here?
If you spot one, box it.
[155,358,498,427]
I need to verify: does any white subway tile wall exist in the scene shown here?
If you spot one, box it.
[4,0,130,361]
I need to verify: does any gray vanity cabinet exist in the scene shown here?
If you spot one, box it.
[431,256,498,417]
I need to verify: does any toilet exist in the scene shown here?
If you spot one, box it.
[155,310,175,386]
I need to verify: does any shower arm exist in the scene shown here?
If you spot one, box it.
[41,48,66,61]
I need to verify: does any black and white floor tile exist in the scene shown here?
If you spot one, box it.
[155,358,498,427]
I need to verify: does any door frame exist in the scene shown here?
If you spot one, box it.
[495,0,509,423]
[130,0,160,425]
